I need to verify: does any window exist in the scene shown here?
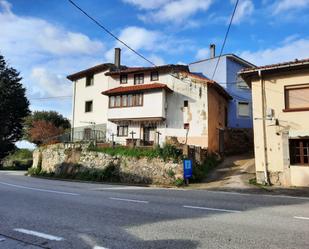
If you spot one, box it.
[184,100,188,107]
[83,128,92,140]
[236,76,249,89]
[134,73,144,85]
[122,95,128,107]
[117,125,128,137]
[238,102,250,117]
[184,123,190,129]
[120,74,127,84]
[135,94,143,106]
[109,96,115,108]
[128,94,134,107]
[85,100,93,112]
[115,96,121,107]
[284,84,309,111]
[151,71,159,81]
[108,94,143,108]
[86,75,94,87]
[289,139,309,165]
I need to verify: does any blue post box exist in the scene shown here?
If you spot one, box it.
[183,159,193,179]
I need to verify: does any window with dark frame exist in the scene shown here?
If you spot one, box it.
[134,73,144,85]
[151,71,159,81]
[108,94,143,108]
[289,139,309,165]
[86,75,94,87]
[85,100,93,112]
[284,84,309,111]
[184,100,188,107]
[120,74,128,84]
[117,125,128,137]
[238,102,250,117]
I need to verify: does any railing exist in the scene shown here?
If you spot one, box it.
[44,129,106,144]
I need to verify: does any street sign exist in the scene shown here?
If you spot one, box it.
[183,159,193,179]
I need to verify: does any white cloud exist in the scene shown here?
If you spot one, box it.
[122,0,169,9]
[195,48,209,60]
[0,0,107,117]
[232,0,254,24]
[125,0,213,24]
[272,0,309,15]
[30,67,71,97]
[240,38,309,66]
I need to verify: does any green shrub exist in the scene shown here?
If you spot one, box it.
[167,169,175,178]
[191,154,220,182]
[89,144,183,162]
[2,149,33,170]
[174,178,184,187]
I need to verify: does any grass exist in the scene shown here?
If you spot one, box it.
[1,149,33,170]
[249,177,272,191]
[191,153,221,182]
[89,144,183,162]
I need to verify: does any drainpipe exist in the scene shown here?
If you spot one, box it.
[71,80,77,142]
[259,69,270,185]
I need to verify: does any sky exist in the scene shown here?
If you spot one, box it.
[1,0,309,122]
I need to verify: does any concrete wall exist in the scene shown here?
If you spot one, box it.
[251,70,309,186]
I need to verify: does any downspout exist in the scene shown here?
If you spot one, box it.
[71,80,77,142]
[259,70,269,185]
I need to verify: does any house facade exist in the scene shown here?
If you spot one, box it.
[67,49,231,152]
[189,45,255,128]
[240,58,309,187]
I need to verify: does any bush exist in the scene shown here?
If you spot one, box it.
[191,154,221,182]
[2,149,33,170]
[174,178,184,187]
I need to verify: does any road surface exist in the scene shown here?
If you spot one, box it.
[0,171,309,249]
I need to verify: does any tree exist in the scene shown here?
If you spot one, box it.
[24,111,70,145]
[0,54,30,160]
[29,120,64,145]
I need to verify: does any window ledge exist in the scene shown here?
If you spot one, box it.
[283,108,309,112]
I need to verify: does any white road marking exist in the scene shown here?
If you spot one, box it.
[91,186,148,190]
[109,197,149,203]
[294,216,309,220]
[14,228,64,241]
[0,237,5,242]
[0,182,80,196]
[183,205,241,213]
[93,246,109,249]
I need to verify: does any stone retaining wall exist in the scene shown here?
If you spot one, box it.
[32,143,183,185]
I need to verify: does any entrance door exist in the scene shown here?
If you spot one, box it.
[143,126,156,146]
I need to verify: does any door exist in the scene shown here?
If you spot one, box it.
[219,128,225,154]
[143,126,156,146]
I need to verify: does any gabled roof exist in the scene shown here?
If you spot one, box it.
[181,72,233,100]
[67,63,122,81]
[240,58,309,74]
[189,54,255,68]
[105,64,189,76]
[101,83,173,96]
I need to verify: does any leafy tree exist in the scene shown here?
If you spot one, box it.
[24,111,70,145]
[29,120,64,145]
[0,54,30,160]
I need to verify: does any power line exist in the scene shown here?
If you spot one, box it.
[211,0,239,80]
[68,0,156,67]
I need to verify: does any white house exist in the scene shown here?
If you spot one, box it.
[67,49,232,152]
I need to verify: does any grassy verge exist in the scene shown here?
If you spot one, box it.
[89,144,183,162]
[1,149,33,170]
[191,154,221,182]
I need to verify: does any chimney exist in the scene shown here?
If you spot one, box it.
[210,44,216,59]
[114,48,121,69]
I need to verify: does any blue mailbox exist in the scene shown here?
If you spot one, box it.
[183,159,193,179]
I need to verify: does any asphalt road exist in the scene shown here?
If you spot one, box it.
[0,171,309,249]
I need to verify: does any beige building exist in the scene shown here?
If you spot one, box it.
[240,59,309,187]
[67,49,231,152]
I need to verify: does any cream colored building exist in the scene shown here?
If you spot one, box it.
[240,59,309,187]
[67,49,231,152]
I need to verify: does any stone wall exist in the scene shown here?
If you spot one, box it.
[32,143,183,185]
[224,128,254,155]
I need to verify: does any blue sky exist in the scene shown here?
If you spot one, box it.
[1,0,309,121]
